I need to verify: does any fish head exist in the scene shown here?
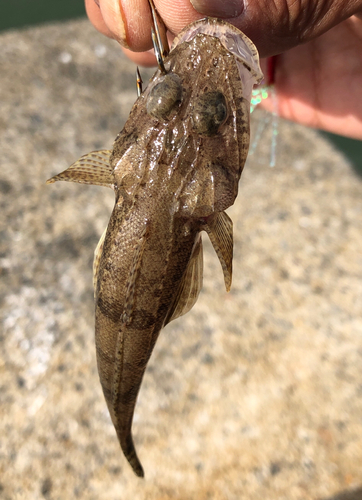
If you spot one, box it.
[112,18,262,218]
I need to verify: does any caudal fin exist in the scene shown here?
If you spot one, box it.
[120,431,144,477]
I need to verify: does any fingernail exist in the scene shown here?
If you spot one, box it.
[190,0,243,18]
[100,0,128,47]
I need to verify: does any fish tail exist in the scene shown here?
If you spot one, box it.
[99,375,145,477]
[120,431,144,477]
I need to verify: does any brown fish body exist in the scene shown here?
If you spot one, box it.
[47,18,262,477]
[95,166,202,476]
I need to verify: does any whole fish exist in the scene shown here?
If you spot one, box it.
[47,16,262,477]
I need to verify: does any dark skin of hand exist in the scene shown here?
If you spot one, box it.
[85,0,362,139]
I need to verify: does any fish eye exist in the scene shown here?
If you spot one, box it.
[146,73,182,120]
[191,91,228,136]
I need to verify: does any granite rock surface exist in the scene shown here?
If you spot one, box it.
[0,19,362,500]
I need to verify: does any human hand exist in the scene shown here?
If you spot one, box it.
[85,0,362,139]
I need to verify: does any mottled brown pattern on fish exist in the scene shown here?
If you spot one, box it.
[47,18,262,477]
[93,34,252,476]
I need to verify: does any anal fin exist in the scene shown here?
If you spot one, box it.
[164,233,203,326]
[46,150,114,188]
[204,211,233,292]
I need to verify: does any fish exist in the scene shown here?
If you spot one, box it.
[47,13,263,477]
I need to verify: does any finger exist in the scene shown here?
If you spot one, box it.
[165,0,362,58]
[87,0,362,55]
[121,47,157,66]
[226,0,362,57]
[86,0,154,50]
[87,0,362,62]
[85,0,203,51]
[121,30,175,67]
[85,0,115,39]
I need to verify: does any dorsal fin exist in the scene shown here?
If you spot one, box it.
[46,150,114,188]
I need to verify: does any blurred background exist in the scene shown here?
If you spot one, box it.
[1,0,86,33]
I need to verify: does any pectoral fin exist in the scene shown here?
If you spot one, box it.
[93,226,108,298]
[164,234,203,326]
[204,211,233,292]
[46,150,114,188]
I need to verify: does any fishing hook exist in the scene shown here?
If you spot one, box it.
[148,0,169,74]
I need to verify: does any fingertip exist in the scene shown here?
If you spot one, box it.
[98,0,129,47]
[87,0,203,53]
[85,0,116,40]
[121,47,157,67]
[98,0,154,51]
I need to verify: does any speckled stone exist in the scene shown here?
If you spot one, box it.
[0,19,362,500]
